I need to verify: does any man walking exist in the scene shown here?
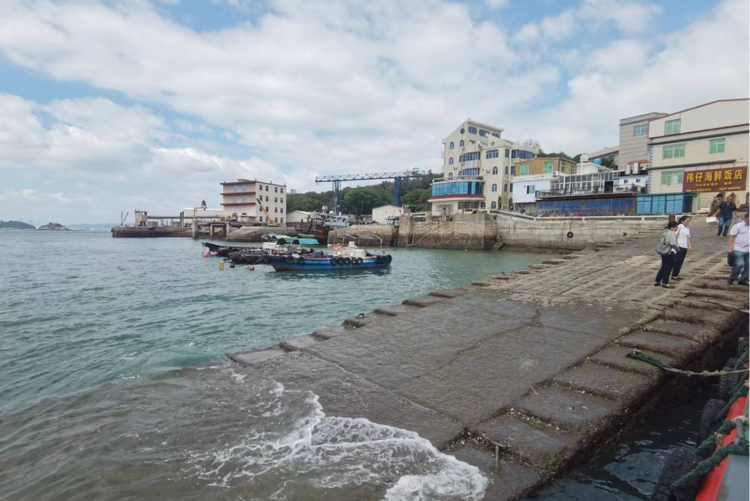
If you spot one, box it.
[717,194,737,237]
[728,212,749,286]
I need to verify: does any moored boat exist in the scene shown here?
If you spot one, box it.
[268,243,392,272]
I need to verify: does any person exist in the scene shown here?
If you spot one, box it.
[671,215,691,281]
[655,221,679,288]
[728,212,749,285]
[201,200,208,210]
[708,192,724,217]
[716,194,737,237]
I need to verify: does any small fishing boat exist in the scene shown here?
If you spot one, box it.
[268,242,392,272]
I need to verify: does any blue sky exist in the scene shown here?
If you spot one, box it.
[0,0,747,223]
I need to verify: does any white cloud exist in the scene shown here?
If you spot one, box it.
[484,0,510,9]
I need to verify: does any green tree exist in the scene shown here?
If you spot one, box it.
[401,188,431,212]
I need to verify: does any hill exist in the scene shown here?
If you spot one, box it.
[0,220,35,230]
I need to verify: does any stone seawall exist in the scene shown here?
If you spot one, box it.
[328,224,395,246]
[111,226,193,238]
[397,212,498,249]
[227,221,747,500]
[495,211,669,250]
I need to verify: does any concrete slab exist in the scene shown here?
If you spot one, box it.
[429,288,470,298]
[343,314,378,328]
[642,319,718,344]
[372,304,415,316]
[589,345,678,377]
[618,331,698,361]
[229,348,285,366]
[539,304,645,340]
[311,324,350,340]
[554,361,655,402]
[244,352,464,449]
[402,295,447,307]
[514,385,621,435]
[663,306,736,330]
[476,413,579,470]
[280,335,318,352]
[449,445,543,501]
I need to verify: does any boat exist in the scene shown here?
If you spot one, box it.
[268,242,392,271]
[261,233,320,246]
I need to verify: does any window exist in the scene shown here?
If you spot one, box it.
[660,171,684,185]
[505,166,508,175]
[449,158,454,165]
[479,129,488,137]
[520,164,529,175]
[505,149,510,158]
[527,185,535,194]
[663,144,686,159]
[242,185,247,192]
[504,183,508,192]
[710,138,726,154]
[543,161,554,174]
[280,208,284,213]
[241,196,247,203]
[448,172,453,179]
[460,168,480,176]
[491,201,497,209]
[468,126,477,134]
[561,165,566,173]
[274,218,278,223]
[492,132,500,138]
[233,186,237,193]
[491,166,498,175]
[462,151,480,162]
[274,197,278,203]
[265,186,269,191]
[232,196,237,203]
[258,185,262,191]
[633,124,648,136]
[459,140,464,147]
[492,184,498,192]
[280,198,283,203]
[259,216,263,222]
[265,196,269,201]
[274,207,278,213]
[486,149,499,159]
[460,128,465,134]
[449,142,454,150]
[510,166,515,175]
[665,119,681,135]
[275,187,278,193]
[280,188,283,194]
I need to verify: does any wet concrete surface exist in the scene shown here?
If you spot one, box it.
[231,221,748,500]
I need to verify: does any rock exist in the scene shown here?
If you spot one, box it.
[37,222,69,231]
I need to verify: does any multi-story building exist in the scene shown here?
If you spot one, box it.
[220,179,288,225]
[587,145,619,169]
[429,119,540,214]
[513,156,578,177]
[647,99,749,210]
[618,112,667,172]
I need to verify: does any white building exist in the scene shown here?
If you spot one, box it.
[511,173,558,215]
[618,112,668,171]
[220,179,288,225]
[372,205,404,224]
[429,118,540,215]
[648,99,749,208]
[287,210,313,225]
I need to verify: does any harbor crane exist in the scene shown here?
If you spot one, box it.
[315,169,431,214]
[256,197,279,226]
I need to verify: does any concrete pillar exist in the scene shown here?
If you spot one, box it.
[226,222,231,235]
[209,224,214,239]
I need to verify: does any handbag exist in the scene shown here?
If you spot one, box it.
[656,232,672,256]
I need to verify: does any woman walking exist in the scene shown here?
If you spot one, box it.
[671,216,691,281]
[655,221,679,288]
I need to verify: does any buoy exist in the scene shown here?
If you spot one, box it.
[204,252,210,258]
[219,261,225,271]
[247,266,255,271]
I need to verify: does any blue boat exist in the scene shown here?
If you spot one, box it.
[268,253,392,271]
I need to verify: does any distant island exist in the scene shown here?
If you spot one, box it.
[37,222,69,231]
[0,220,35,230]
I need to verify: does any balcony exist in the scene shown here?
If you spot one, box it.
[222,191,256,196]
[433,175,484,183]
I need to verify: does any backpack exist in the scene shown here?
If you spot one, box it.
[656,231,672,256]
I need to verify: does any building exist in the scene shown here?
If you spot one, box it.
[287,210,313,225]
[647,99,749,210]
[512,156,578,177]
[614,173,648,192]
[618,112,668,171]
[372,205,404,224]
[220,179,288,225]
[588,145,619,169]
[429,118,540,214]
[511,173,559,215]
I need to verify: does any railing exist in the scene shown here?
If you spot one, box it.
[536,188,614,199]
[432,175,484,183]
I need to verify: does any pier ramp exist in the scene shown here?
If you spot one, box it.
[230,221,748,500]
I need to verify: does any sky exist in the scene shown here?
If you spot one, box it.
[0,0,748,224]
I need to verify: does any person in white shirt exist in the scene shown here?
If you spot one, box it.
[728,212,749,285]
[671,216,691,281]
[655,221,679,288]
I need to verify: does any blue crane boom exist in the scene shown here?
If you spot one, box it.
[315,169,430,212]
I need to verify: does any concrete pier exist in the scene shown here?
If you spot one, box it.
[229,222,748,500]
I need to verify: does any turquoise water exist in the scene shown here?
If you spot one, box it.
[0,231,552,501]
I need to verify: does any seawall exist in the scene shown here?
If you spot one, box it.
[227,221,747,500]
[111,226,193,238]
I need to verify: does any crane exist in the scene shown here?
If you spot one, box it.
[315,169,431,214]
[256,197,278,226]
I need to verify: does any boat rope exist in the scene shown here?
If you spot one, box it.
[671,416,749,491]
[625,350,750,376]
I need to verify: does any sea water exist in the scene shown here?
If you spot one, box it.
[0,231,550,500]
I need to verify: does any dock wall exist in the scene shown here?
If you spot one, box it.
[224,226,298,242]
[397,213,498,249]
[111,226,193,238]
[495,211,669,250]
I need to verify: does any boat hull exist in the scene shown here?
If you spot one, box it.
[269,256,391,272]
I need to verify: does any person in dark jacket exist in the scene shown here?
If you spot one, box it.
[655,221,679,288]
[717,194,737,237]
